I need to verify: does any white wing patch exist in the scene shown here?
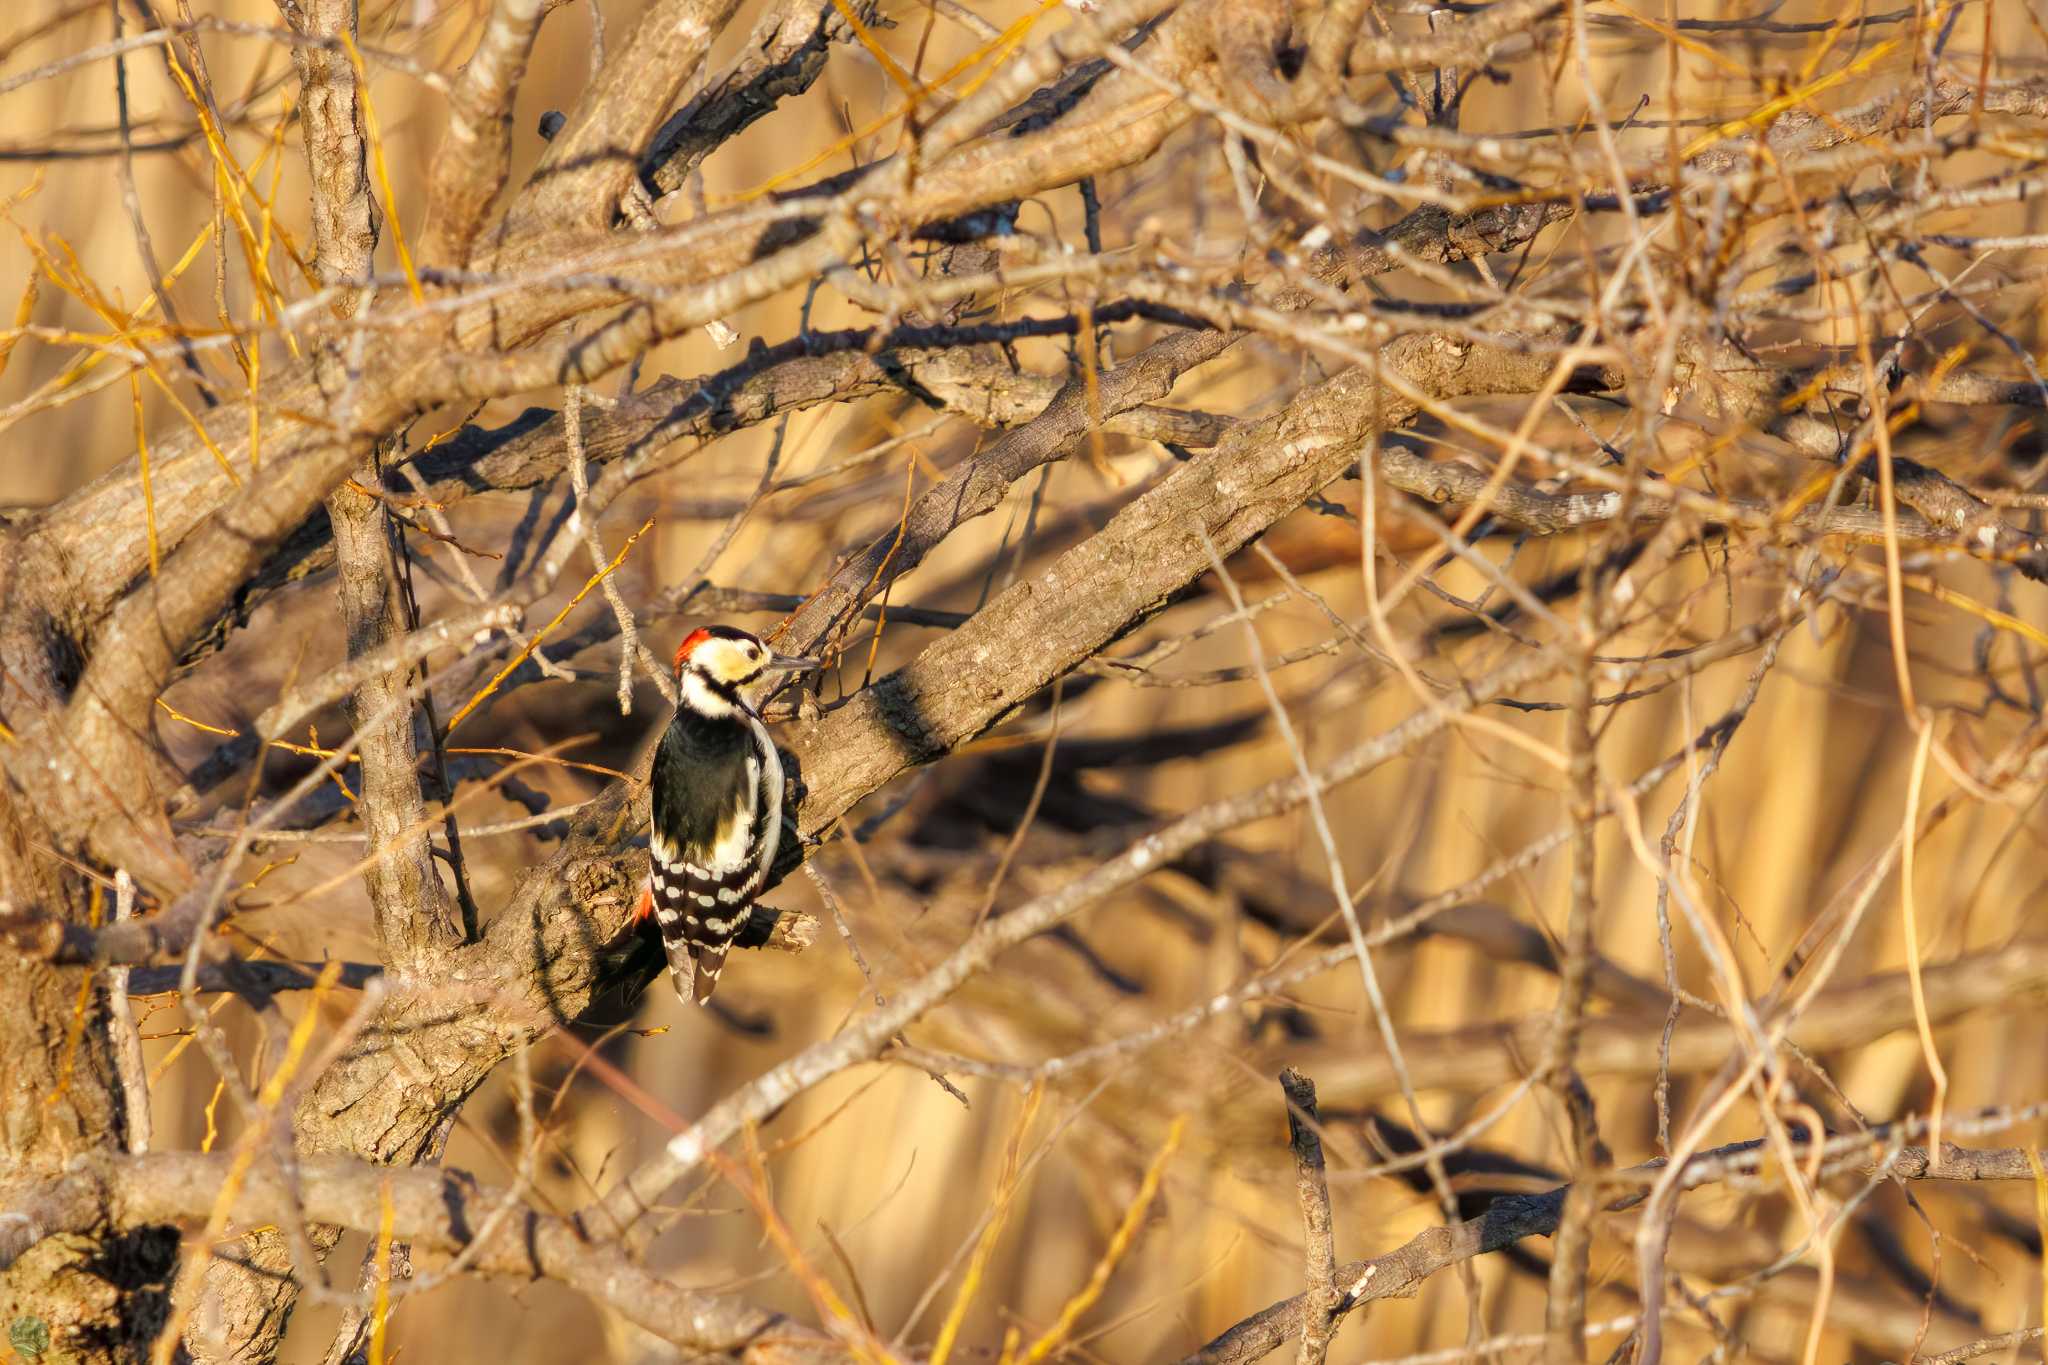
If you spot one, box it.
[700,752,760,881]
[745,714,783,901]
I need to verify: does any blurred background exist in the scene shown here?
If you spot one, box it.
[7,0,2048,1358]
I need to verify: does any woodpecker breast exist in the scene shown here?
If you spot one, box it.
[646,685,784,1004]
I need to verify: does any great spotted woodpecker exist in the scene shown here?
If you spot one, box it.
[637,625,816,1004]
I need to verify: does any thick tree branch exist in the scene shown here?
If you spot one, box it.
[239,337,1596,1235]
[782,338,1618,838]
[281,0,378,308]
[777,325,1240,655]
[0,1152,826,1359]
[325,478,458,967]
[642,0,876,197]
[423,0,547,268]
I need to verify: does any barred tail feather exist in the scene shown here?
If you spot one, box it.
[648,872,698,1002]
[649,838,752,1006]
[690,943,728,1005]
[653,918,694,1003]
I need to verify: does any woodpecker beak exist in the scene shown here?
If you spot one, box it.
[766,653,819,672]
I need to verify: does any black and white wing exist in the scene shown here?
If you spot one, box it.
[648,712,768,1003]
[742,709,784,908]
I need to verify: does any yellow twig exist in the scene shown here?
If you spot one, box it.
[130,371,160,578]
[151,962,342,1365]
[43,881,102,1113]
[0,268,38,384]
[240,854,301,891]
[444,746,630,780]
[156,697,238,737]
[264,961,345,1104]
[1020,1116,1186,1364]
[1075,301,1114,483]
[0,212,206,413]
[273,735,598,910]
[340,32,423,304]
[310,726,359,804]
[444,517,655,732]
[857,450,919,686]
[741,1124,899,1364]
[252,92,305,363]
[1900,572,2048,651]
[201,1077,226,1153]
[149,992,239,1082]
[828,0,918,100]
[932,1084,1045,1365]
[157,41,313,296]
[25,232,240,486]
[1680,35,1906,159]
[370,1180,395,1365]
[1600,0,1751,78]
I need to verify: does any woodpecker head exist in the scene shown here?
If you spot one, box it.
[673,625,816,710]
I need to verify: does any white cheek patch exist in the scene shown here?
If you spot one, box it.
[679,671,738,718]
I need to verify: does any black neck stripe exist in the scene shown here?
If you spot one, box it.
[688,670,754,712]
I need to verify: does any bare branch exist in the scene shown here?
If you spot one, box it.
[1279,1069,1340,1365]
[423,0,547,267]
[2,1152,823,1358]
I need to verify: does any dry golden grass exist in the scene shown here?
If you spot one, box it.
[8,0,2048,1361]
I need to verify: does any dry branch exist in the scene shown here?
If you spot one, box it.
[1,1152,826,1359]
[1304,940,2048,1103]
[1279,1069,1340,1365]
[8,0,2048,1358]
[1185,1125,2048,1365]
